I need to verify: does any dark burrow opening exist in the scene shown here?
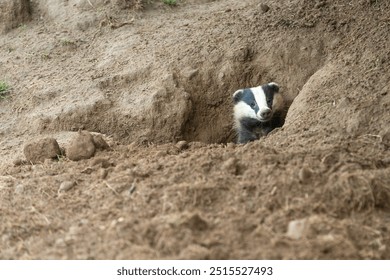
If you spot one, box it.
[177,37,326,144]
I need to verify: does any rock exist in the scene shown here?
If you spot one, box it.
[14,184,25,194]
[23,138,61,164]
[260,3,270,13]
[0,0,31,34]
[58,181,76,193]
[175,140,188,151]
[13,158,27,166]
[181,68,199,80]
[286,218,308,240]
[299,167,313,184]
[67,131,96,161]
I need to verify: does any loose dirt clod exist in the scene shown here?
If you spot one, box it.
[298,167,313,184]
[67,131,96,161]
[58,181,76,193]
[286,219,308,240]
[14,184,25,194]
[260,3,270,13]
[23,138,61,164]
[175,140,188,151]
[13,159,27,166]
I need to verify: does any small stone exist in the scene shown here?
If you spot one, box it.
[329,38,341,50]
[299,167,313,184]
[175,140,188,151]
[13,158,26,166]
[23,138,61,164]
[14,184,25,194]
[59,181,76,193]
[67,131,96,161]
[181,68,199,80]
[55,238,66,247]
[260,3,270,13]
[286,219,308,240]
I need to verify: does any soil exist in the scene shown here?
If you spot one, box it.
[0,0,389,259]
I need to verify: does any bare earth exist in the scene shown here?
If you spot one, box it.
[0,0,389,259]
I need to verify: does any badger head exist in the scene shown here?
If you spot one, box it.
[233,82,280,123]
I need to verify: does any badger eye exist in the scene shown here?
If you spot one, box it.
[250,102,256,108]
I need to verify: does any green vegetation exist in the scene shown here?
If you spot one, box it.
[18,24,27,30]
[60,39,77,47]
[0,81,10,100]
[41,53,52,60]
[163,0,177,6]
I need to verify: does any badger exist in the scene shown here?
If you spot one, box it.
[233,82,285,144]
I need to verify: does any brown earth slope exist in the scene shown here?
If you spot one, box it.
[0,0,389,259]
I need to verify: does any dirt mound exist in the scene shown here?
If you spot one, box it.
[23,137,61,164]
[0,0,390,259]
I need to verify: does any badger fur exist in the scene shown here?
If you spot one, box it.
[233,82,285,144]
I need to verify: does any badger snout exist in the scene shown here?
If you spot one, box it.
[258,108,272,121]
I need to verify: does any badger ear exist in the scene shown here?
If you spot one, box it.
[232,89,243,104]
[268,82,279,93]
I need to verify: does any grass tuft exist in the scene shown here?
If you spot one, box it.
[162,0,177,6]
[0,81,11,100]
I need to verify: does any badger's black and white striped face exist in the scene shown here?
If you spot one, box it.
[233,82,280,123]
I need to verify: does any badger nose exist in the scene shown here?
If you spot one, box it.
[260,108,272,119]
